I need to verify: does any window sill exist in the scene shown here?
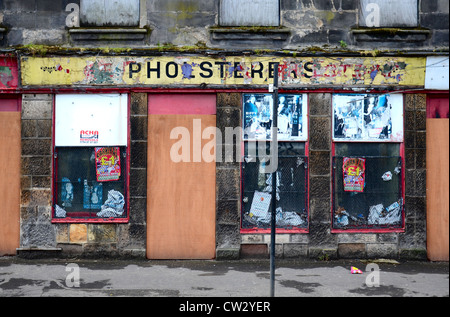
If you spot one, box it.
[69,27,150,43]
[241,228,309,234]
[52,217,129,224]
[332,227,405,234]
[351,28,430,43]
[210,26,290,46]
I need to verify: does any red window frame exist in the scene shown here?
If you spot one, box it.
[51,93,130,224]
[330,93,406,233]
[240,91,310,234]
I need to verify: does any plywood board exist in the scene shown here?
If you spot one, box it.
[147,114,216,259]
[0,112,21,255]
[426,119,449,261]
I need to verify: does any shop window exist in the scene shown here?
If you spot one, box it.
[52,94,129,223]
[332,94,405,232]
[359,0,418,28]
[219,0,280,27]
[241,93,308,232]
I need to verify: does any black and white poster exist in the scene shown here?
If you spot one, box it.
[243,94,308,141]
[332,94,403,142]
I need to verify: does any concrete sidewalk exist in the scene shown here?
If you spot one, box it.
[0,257,448,298]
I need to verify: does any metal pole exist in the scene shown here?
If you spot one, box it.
[270,62,279,298]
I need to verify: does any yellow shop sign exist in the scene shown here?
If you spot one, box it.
[20,55,426,87]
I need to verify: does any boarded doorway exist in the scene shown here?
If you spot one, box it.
[147,94,216,259]
[426,94,449,261]
[0,98,21,255]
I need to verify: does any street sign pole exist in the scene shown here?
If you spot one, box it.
[270,62,279,298]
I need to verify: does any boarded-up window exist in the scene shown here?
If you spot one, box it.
[220,0,280,26]
[359,0,418,27]
[80,0,140,27]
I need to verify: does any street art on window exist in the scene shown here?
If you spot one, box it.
[333,94,403,142]
[243,94,308,141]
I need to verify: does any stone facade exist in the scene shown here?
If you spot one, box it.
[0,0,448,50]
[1,1,448,260]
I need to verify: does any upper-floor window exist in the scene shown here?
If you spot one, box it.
[219,0,280,27]
[359,0,418,28]
[79,0,140,27]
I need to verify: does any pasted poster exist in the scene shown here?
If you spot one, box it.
[333,94,403,142]
[249,191,272,219]
[243,94,308,141]
[83,180,103,209]
[343,157,366,192]
[95,147,121,182]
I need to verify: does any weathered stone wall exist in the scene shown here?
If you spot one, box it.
[400,94,428,260]
[0,0,448,50]
[308,93,334,259]
[20,94,54,250]
[215,93,242,260]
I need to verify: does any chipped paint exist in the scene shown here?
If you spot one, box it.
[20,56,426,87]
[0,56,19,89]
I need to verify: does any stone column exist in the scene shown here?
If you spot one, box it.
[215,93,241,260]
[308,93,337,260]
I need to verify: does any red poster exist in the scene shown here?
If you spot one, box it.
[343,157,365,192]
[95,147,121,182]
[0,56,19,89]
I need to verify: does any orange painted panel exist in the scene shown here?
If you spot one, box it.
[0,112,21,255]
[147,114,216,259]
[426,119,449,261]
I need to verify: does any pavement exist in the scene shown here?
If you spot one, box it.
[0,256,448,300]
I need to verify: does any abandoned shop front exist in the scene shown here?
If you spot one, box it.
[1,53,448,260]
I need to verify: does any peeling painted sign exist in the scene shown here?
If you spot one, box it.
[0,56,19,89]
[21,56,426,87]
